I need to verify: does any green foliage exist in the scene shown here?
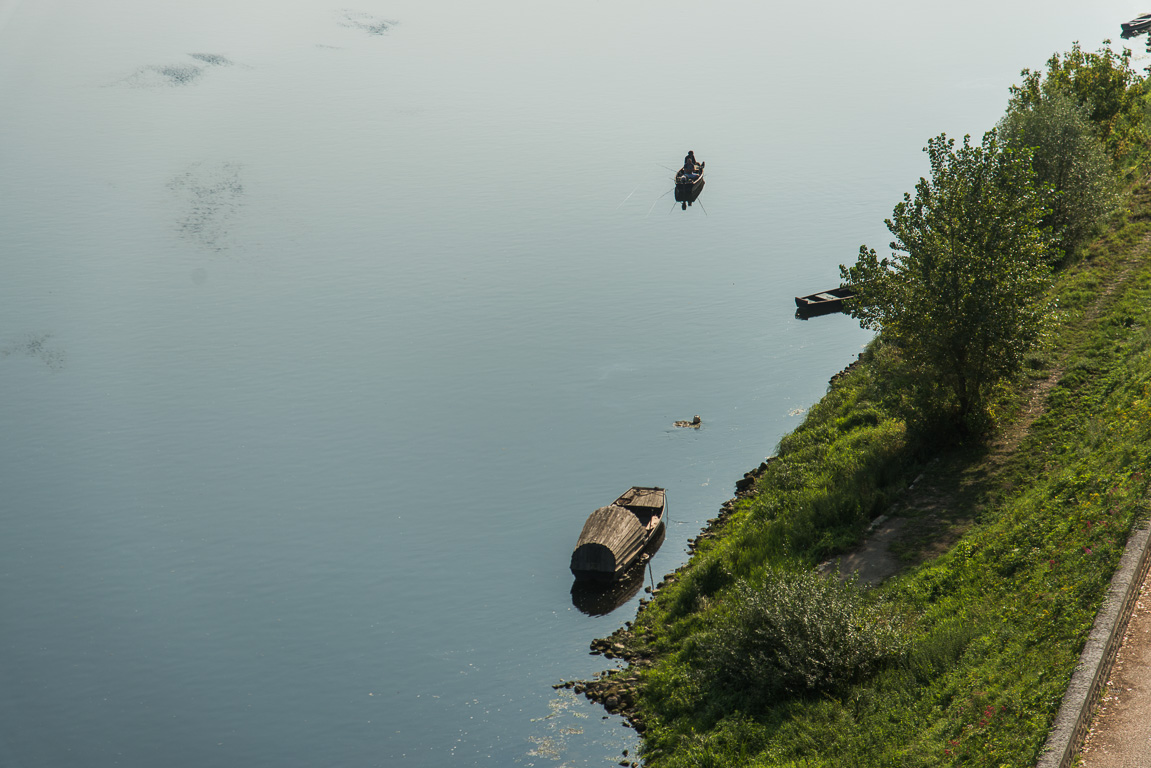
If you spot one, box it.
[625,172,1151,766]
[901,617,981,683]
[842,131,1054,431]
[741,363,913,566]
[620,40,1151,768]
[699,570,909,704]
[1009,41,1149,162]
[627,346,918,660]
[998,88,1118,263]
[666,554,732,619]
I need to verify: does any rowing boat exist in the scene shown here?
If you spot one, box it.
[570,487,666,581]
[794,285,856,316]
[1122,13,1151,38]
[675,161,704,193]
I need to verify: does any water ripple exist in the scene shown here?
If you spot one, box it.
[2,333,65,372]
[338,10,398,36]
[111,53,237,88]
[167,161,245,253]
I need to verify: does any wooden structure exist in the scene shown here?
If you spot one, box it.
[571,526,666,616]
[570,487,666,581]
[674,177,705,208]
[1122,13,1151,38]
[675,161,705,198]
[794,285,856,317]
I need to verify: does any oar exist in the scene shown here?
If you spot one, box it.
[646,187,674,217]
[616,184,640,209]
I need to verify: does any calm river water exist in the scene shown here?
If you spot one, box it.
[0,1,1136,766]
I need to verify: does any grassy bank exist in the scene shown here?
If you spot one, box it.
[598,182,1151,766]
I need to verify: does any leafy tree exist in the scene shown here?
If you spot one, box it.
[1009,41,1148,162]
[841,131,1053,431]
[998,88,1118,263]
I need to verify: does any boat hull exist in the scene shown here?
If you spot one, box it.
[674,177,705,204]
[1122,15,1151,38]
[570,487,666,581]
[794,286,856,317]
[570,525,666,613]
[674,160,705,205]
[570,519,665,582]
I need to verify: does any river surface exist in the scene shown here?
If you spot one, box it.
[0,1,1137,766]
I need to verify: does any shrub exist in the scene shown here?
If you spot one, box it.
[698,569,909,705]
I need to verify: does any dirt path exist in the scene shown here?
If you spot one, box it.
[823,231,1151,587]
[1078,573,1151,768]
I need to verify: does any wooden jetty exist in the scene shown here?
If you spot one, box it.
[570,487,666,581]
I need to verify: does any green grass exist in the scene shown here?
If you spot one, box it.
[615,191,1151,767]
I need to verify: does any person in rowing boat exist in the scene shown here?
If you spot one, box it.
[681,150,702,181]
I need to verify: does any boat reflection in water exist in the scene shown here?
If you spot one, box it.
[674,178,705,210]
[570,526,665,616]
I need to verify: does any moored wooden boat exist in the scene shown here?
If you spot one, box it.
[794,285,856,316]
[571,525,666,616]
[570,487,666,581]
[1122,13,1151,38]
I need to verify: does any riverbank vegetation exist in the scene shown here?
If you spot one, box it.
[843,131,1053,432]
[606,41,1151,767]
